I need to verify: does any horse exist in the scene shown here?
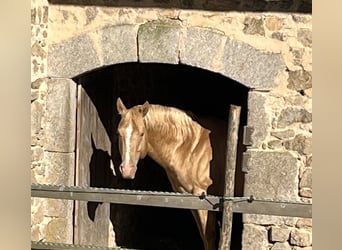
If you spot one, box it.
[116,97,230,250]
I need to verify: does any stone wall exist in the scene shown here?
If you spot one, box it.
[31,1,312,248]
[31,0,75,243]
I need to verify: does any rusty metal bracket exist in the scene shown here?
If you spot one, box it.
[241,152,251,173]
[243,125,254,146]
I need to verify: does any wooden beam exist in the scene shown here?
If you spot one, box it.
[218,105,241,250]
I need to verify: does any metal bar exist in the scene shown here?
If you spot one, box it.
[31,184,312,218]
[31,241,138,250]
[31,184,221,211]
[218,105,241,250]
[233,198,312,218]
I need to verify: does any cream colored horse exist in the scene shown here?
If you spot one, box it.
[116,97,218,250]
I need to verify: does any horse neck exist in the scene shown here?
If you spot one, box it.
[143,105,207,168]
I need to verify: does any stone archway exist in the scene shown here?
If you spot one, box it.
[47,21,284,88]
[42,21,286,249]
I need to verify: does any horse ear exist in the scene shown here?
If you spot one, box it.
[141,101,150,116]
[116,97,127,115]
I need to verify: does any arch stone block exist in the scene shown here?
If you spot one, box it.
[180,27,226,71]
[44,78,76,153]
[48,34,101,78]
[223,38,284,89]
[138,20,181,64]
[99,25,138,66]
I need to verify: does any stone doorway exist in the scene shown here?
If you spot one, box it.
[73,62,249,249]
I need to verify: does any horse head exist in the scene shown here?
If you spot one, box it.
[116,97,150,179]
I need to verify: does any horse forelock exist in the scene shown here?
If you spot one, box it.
[119,107,144,129]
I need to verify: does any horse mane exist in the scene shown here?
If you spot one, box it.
[144,104,208,138]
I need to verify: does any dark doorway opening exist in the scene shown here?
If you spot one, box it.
[74,62,249,249]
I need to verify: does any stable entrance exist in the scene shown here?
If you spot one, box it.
[73,62,249,249]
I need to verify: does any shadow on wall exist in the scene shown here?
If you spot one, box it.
[47,0,312,13]
[87,135,114,221]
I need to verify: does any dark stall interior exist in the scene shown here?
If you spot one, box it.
[74,62,249,250]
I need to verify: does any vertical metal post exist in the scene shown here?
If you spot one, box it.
[218,105,241,250]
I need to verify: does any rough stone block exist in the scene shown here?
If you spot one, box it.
[242,224,268,250]
[244,213,297,226]
[268,140,283,149]
[292,15,311,24]
[243,151,299,224]
[47,34,101,78]
[45,199,73,218]
[247,92,270,148]
[180,27,225,69]
[287,70,312,91]
[31,101,43,135]
[99,25,138,65]
[43,152,75,185]
[31,197,46,225]
[138,20,181,64]
[31,89,39,102]
[304,88,313,98]
[31,146,44,162]
[223,38,284,89]
[31,198,73,224]
[31,78,44,89]
[271,242,292,250]
[44,78,76,152]
[290,228,312,247]
[85,6,98,25]
[299,168,312,188]
[285,134,312,155]
[299,187,312,198]
[243,16,265,35]
[31,224,41,242]
[269,226,290,242]
[296,218,312,229]
[244,151,299,199]
[290,48,304,66]
[265,16,284,31]
[277,107,312,128]
[272,32,286,41]
[306,156,312,168]
[284,94,306,106]
[271,129,295,140]
[298,28,312,48]
[32,40,47,58]
[46,218,73,243]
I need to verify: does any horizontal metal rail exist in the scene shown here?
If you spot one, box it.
[31,184,312,218]
[232,197,312,218]
[31,241,138,250]
[31,183,221,211]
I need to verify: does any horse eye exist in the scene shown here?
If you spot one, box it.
[140,132,144,137]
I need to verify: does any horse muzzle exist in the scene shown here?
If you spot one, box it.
[119,163,137,179]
